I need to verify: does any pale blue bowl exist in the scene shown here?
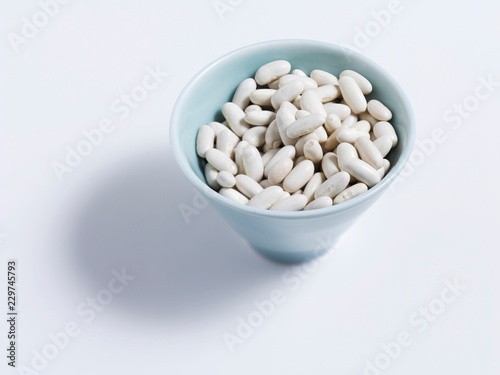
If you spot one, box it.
[170,40,415,263]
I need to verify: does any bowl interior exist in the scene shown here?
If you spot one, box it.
[171,40,413,207]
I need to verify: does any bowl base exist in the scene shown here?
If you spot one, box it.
[251,245,329,264]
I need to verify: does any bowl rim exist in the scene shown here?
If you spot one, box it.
[170,39,415,219]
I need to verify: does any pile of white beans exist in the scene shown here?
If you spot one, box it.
[196,60,398,211]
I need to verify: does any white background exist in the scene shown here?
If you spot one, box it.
[1,0,499,374]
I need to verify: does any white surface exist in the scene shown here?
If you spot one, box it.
[1,0,499,374]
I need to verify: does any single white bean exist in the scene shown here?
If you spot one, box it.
[310,69,338,86]
[303,139,323,164]
[255,60,291,85]
[314,171,350,199]
[338,76,367,114]
[271,80,304,109]
[219,187,249,205]
[303,172,326,203]
[339,70,373,94]
[268,157,294,185]
[216,171,236,188]
[286,113,326,139]
[248,186,284,209]
[205,148,238,175]
[373,135,393,157]
[354,137,384,169]
[249,89,276,107]
[311,85,340,103]
[321,152,340,178]
[235,174,263,198]
[232,78,257,109]
[270,194,308,211]
[300,90,327,116]
[283,159,315,193]
[216,128,238,157]
[196,125,215,158]
[323,103,351,120]
[222,102,250,137]
[359,111,378,126]
[244,110,276,126]
[292,69,307,77]
[304,196,333,210]
[343,158,381,187]
[242,145,264,181]
[333,183,368,205]
[367,99,392,121]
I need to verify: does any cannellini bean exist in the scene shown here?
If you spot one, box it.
[333,183,368,205]
[300,90,327,116]
[232,78,257,109]
[243,126,267,148]
[204,163,221,190]
[303,172,326,203]
[205,148,238,175]
[283,159,315,193]
[286,113,326,139]
[343,158,381,187]
[219,188,249,205]
[304,196,333,210]
[222,102,250,137]
[339,70,373,94]
[310,69,338,86]
[270,194,308,211]
[255,60,291,85]
[373,121,398,146]
[367,99,392,121]
[244,110,276,126]
[339,76,367,114]
[271,80,304,109]
[314,171,350,199]
[196,125,215,158]
[354,137,384,169]
[216,171,236,188]
[242,145,264,181]
[268,157,294,185]
[235,174,263,198]
[249,89,276,107]
[248,186,284,209]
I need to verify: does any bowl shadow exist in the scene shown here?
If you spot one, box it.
[69,147,286,322]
